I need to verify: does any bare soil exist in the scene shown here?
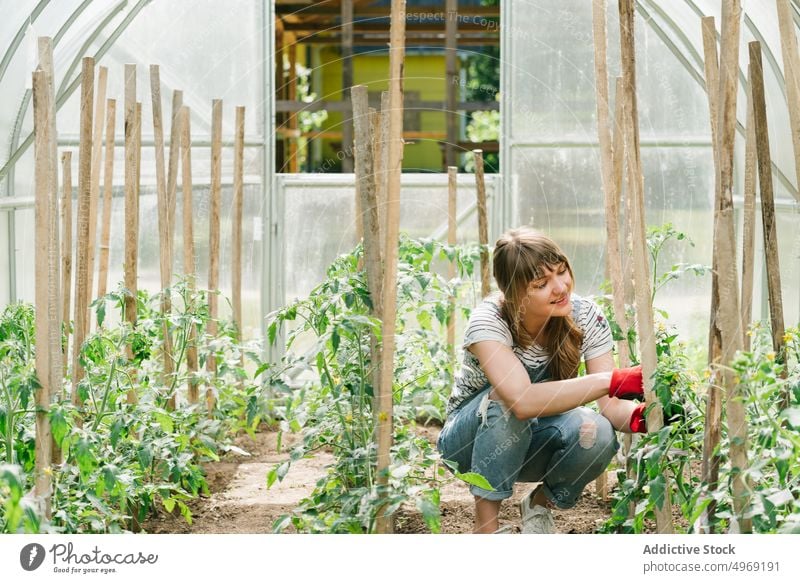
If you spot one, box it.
[144,425,615,534]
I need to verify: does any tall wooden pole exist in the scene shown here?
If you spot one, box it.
[207,99,223,414]
[124,64,139,405]
[776,0,800,193]
[700,15,723,532]
[97,99,117,300]
[167,90,183,241]
[61,152,73,360]
[37,38,62,408]
[32,67,56,516]
[473,149,490,298]
[376,0,406,535]
[233,106,245,340]
[447,166,457,364]
[71,58,94,409]
[377,91,390,258]
[341,0,354,173]
[618,0,673,533]
[86,66,107,329]
[741,65,758,351]
[352,85,384,422]
[445,0,458,168]
[181,106,200,406]
[150,65,176,408]
[716,0,750,533]
[750,42,788,405]
[288,45,299,173]
[591,0,624,502]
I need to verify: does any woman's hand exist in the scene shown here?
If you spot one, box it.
[608,365,644,400]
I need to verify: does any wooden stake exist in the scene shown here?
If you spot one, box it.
[167,90,183,240]
[591,0,620,502]
[233,105,245,340]
[181,106,199,406]
[715,0,750,532]
[33,67,55,516]
[288,45,299,173]
[700,15,723,533]
[741,65,758,350]
[97,99,117,300]
[750,42,787,404]
[37,38,62,412]
[473,149,490,298]
[71,58,94,409]
[124,64,139,404]
[447,166,457,365]
[150,65,175,408]
[445,0,458,168]
[377,91,390,258]
[353,85,384,420]
[375,0,406,535]
[61,152,73,361]
[776,0,800,193]
[86,66,107,330]
[619,0,673,533]
[207,99,223,415]
[341,0,354,173]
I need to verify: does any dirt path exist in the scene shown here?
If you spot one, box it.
[144,427,615,534]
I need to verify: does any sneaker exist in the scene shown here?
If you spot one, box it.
[519,487,556,534]
[493,523,514,534]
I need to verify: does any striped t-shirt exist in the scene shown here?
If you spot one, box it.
[446,292,614,415]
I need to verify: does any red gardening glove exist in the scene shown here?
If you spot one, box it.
[629,403,647,433]
[608,365,644,400]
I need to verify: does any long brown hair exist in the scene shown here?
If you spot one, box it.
[492,227,583,380]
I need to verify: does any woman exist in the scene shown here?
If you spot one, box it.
[437,227,648,534]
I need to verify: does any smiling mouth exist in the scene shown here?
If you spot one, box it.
[550,295,568,305]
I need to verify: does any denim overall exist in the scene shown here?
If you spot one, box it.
[437,305,619,508]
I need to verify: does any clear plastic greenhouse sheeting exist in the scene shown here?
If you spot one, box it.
[503,0,800,335]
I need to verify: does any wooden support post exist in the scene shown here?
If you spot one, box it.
[447,166,457,364]
[86,66,107,330]
[37,38,62,413]
[741,65,758,350]
[233,105,245,340]
[341,0,354,173]
[377,91,390,258]
[750,42,788,405]
[207,99,223,415]
[288,45,299,173]
[275,18,285,169]
[167,91,183,240]
[776,0,800,193]
[352,85,384,418]
[618,0,674,533]
[124,64,139,405]
[375,0,406,535]
[61,152,73,361]
[97,99,117,300]
[473,149,490,298]
[181,106,199,406]
[716,0,750,533]
[700,15,723,533]
[445,0,458,168]
[591,0,622,502]
[71,58,94,410]
[150,65,176,408]
[33,67,56,516]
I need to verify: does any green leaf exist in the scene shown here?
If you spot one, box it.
[95,300,106,328]
[154,412,174,434]
[454,471,494,491]
[416,495,441,534]
[162,498,176,513]
[331,328,340,354]
[780,407,800,429]
[49,408,69,448]
[649,474,667,510]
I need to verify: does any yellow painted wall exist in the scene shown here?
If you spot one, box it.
[317,47,447,171]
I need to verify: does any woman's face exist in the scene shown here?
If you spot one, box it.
[520,262,573,320]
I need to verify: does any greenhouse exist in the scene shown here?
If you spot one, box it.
[0,0,799,541]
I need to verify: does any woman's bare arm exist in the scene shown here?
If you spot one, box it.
[469,341,611,419]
